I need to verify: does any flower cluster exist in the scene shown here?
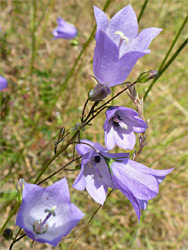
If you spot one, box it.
[13,4,173,248]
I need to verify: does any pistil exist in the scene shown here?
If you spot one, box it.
[33,206,57,234]
[114,31,129,50]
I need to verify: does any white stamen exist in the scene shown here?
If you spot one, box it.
[114,31,129,47]
[119,121,128,130]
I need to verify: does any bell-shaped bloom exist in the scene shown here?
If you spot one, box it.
[16,178,84,247]
[103,106,148,150]
[93,5,162,87]
[72,139,128,205]
[73,140,173,221]
[0,76,8,91]
[111,159,174,221]
[53,17,77,39]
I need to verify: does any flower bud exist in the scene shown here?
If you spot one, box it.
[88,83,111,101]
[3,228,13,240]
[137,70,158,83]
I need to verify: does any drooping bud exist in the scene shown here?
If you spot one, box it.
[137,70,158,83]
[89,83,111,101]
[3,228,13,240]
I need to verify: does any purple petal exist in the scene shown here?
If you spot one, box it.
[94,157,117,189]
[84,164,108,205]
[137,199,148,210]
[102,152,129,159]
[93,5,108,32]
[120,113,148,133]
[104,120,116,150]
[53,17,77,40]
[72,167,86,191]
[103,108,117,131]
[57,17,66,26]
[0,76,8,91]
[76,139,107,155]
[93,30,119,84]
[111,160,159,200]
[112,175,141,221]
[108,50,150,87]
[115,129,136,150]
[134,27,162,51]
[112,106,139,116]
[127,160,174,184]
[106,5,138,45]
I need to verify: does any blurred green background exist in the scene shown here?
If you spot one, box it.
[0,0,187,249]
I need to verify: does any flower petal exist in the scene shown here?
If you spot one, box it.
[127,160,174,184]
[108,50,150,87]
[104,120,116,150]
[134,27,162,51]
[120,113,148,133]
[115,129,136,150]
[106,5,138,45]
[93,30,119,84]
[72,166,86,191]
[95,157,117,189]
[111,160,159,200]
[112,175,141,221]
[76,139,107,155]
[84,162,108,205]
[137,199,148,210]
[0,76,8,91]
[53,17,77,39]
[93,5,108,32]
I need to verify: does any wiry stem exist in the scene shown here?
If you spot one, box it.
[144,15,188,100]
[68,190,113,250]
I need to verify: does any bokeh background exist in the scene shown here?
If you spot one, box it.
[0,0,187,249]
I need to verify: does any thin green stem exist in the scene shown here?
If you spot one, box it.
[37,156,81,185]
[34,132,78,184]
[69,190,113,250]
[144,37,188,100]
[0,203,19,234]
[93,82,135,114]
[30,0,36,75]
[84,82,137,128]
[35,0,52,32]
[159,14,188,72]
[138,0,149,24]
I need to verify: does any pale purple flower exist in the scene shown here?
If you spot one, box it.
[93,5,162,87]
[16,178,84,246]
[53,17,77,39]
[103,106,148,150]
[111,159,174,221]
[0,76,8,91]
[73,139,128,205]
[73,140,173,221]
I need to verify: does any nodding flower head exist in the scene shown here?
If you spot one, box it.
[53,17,77,40]
[103,106,148,150]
